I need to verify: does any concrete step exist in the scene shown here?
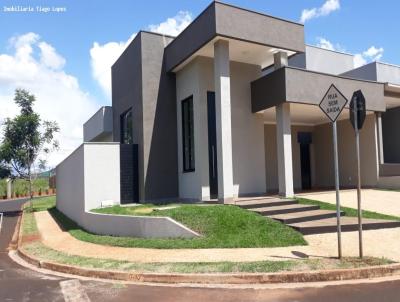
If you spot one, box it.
[236,198,298,209]
[249,204,320,216]
[269,209,345,224]
[289,217,400,235]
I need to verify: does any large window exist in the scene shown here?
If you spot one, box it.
[182,96,195,172]
[120,108,133,144]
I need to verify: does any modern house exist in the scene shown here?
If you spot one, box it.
[57,1,400,221]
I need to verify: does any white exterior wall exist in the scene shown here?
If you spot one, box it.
[84,143,121,211]
[56,145,86,222]
[288,45,355,76]
[377,63,400,85]
[176,56,266,200]
[176,60,204,200]
[56,143,198,238]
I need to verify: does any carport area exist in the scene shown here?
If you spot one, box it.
[297,188,400,217]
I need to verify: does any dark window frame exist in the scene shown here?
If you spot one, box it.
[120,108,133,145]
[181,96,195,172]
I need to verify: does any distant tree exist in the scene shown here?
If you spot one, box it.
[0,89,59,207]
[0,163,11,179]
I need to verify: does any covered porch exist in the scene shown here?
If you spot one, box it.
[252,61,386,197]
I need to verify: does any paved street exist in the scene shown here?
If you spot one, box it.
[1,199,400,302]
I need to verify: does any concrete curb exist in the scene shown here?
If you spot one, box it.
[7,204,24,251]
[16,247,400,284]
[15,208,400,285]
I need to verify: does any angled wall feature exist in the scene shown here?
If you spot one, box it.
[112,31,178,202]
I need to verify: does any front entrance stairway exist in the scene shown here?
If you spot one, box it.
[235,197,400,235]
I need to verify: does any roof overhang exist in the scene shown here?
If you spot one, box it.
[384,83,400,109]
[251,66,386,113]
[164,2,305,72]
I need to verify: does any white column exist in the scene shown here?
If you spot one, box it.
[274,51,293,197]
[6,178,13,199]
[214,40,234,204]
[276,103,294,197]
[376,112,384,164]
[274,51,288,69]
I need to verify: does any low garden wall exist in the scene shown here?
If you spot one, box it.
[56,143,198,239]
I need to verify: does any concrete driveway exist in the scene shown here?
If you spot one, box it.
[297,189,400,217]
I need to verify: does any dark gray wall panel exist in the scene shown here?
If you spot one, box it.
[111,34,143,146]
[251,68,286,112]
[382,107,400,163]
[284,67,385,111]
[252,67,385,112]
[111,33,145,202]
[215,3,305,53]
[164,3,216,71]
[141,33,178,200]
[164,2,305,72]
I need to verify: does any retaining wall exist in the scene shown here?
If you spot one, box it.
[56,143,198,238]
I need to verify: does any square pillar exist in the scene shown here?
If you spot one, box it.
[376,112,384,164]
[273,51,288,69]
[276,103,294,197]
[214,40,234,204]
[274,51,293,197]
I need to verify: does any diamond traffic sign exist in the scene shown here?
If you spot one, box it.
[319,84,348,123]
[350,90,366,130]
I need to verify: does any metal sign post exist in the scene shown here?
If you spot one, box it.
[350,90,366,259]
[332,120,342,259]
[319,84,348,259]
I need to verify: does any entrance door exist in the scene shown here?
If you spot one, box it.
[298,132,312,191]
[207,92,218,198]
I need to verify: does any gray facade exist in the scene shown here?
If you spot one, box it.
[76,1,400,206]
[83,106,113,142]
[112,31,178,202]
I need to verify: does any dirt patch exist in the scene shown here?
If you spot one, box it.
[22,234,41,244]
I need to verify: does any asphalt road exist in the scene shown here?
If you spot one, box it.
[1,199,400,302]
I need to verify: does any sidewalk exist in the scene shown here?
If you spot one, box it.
[297,189,400,217]
[35,211,400,263]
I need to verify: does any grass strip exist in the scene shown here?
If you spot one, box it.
[297,197,400,221]
[22,241,392,274]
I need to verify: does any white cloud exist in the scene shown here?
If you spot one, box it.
[314,37,384,68]
[38,41,66,70]
[363,46,384,61]
[353,54,367,68]
[89,34,136,98]
[0,33,98,168]
[90,11,193,98]
[316,37,335,51]
[354,46,384,68]
[148,11,192,36]
[315,37,346,52]
[300,0,340,23]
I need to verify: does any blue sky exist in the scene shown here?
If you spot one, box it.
[0,0,398,166]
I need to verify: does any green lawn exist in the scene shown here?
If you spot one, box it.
[21,197,394,273]
[48,204,307,249]
[25,196,56,212]
[297,197,400,221]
